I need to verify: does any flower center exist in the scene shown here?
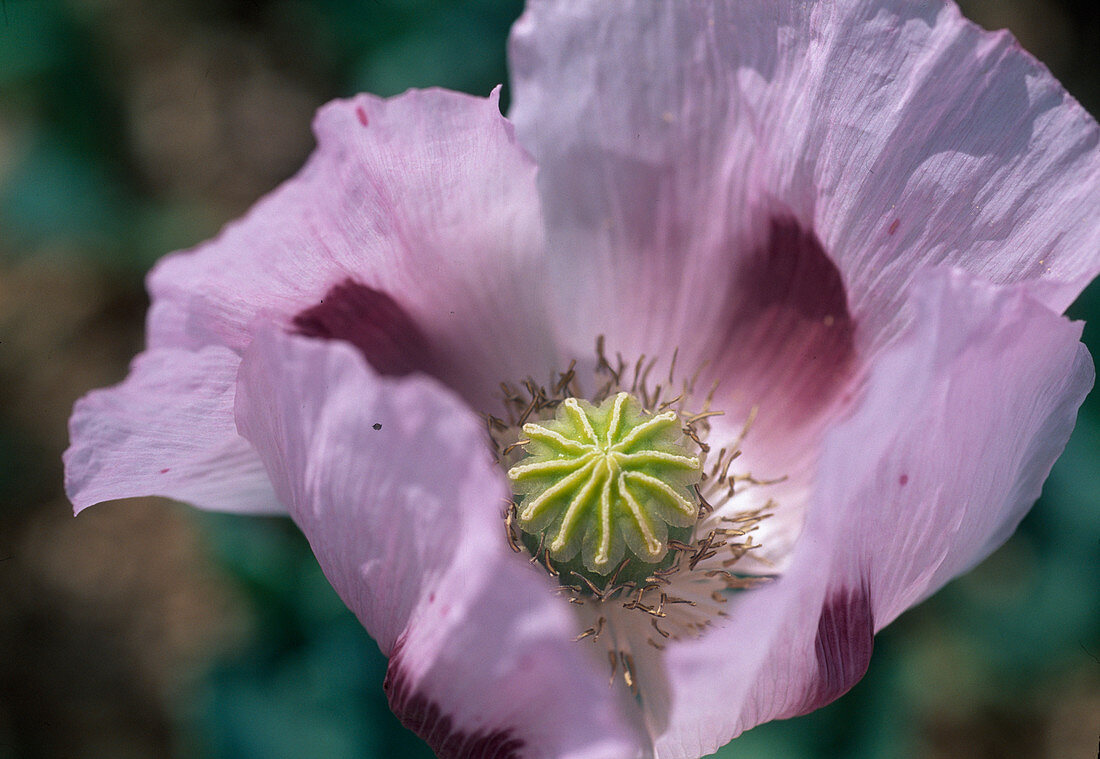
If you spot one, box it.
[507,392,702,588]
[491,340,783,696]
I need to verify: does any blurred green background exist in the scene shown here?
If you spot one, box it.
[1,1,1097,757]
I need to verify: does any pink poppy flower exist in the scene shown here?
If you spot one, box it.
[65,1,1100,757]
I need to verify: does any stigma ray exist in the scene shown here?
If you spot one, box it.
[509,391,702,573]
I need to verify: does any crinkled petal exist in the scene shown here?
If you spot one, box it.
[150,87,558,410]
[790,2,1100,320]
[654,269,1092,758]
[235,328,645,759]
[508,0,1100,363]
[509,0,766,364]
[816,270,1093,623]
[64,346,280,514]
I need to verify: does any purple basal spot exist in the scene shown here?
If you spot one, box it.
[743,218,852,326]
[384,638,524,759]
[718,217,856,427]
[293,280,435,377]
[798,583,875,715]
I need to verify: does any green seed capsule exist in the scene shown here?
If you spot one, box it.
[508,392,703,582]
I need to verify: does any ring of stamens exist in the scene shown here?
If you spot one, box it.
[489,338,783,696]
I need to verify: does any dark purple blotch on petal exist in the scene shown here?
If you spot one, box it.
[718,217,856,427]
[384,638,524,759]
[741,216,852,330]
[292,279,436,377]
[797,583,875,715]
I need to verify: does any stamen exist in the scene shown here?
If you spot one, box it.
[595,335,621,385]
[503,502,522,553]
[542,548,559,577]
[620,652,637,695]
[552,359,577,396]
[630,354,646,394]
[500,439,530,457]
[574,617,604,641]
[693,484,715,514]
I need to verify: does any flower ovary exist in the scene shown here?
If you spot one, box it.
[507,392,702,585]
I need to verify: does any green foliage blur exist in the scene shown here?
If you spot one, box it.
[0,1,1097,758]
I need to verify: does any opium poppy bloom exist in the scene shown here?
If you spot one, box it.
[65,1,1100,757]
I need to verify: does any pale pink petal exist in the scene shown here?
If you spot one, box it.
[816,270,1092,623]
[509,0,768,365]
[654,269,1092,758]
[64,347,280,515]
[789,2,1100,321]
[508,0,1100,363]
[235,328,644,759]
[149,87,558,410]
